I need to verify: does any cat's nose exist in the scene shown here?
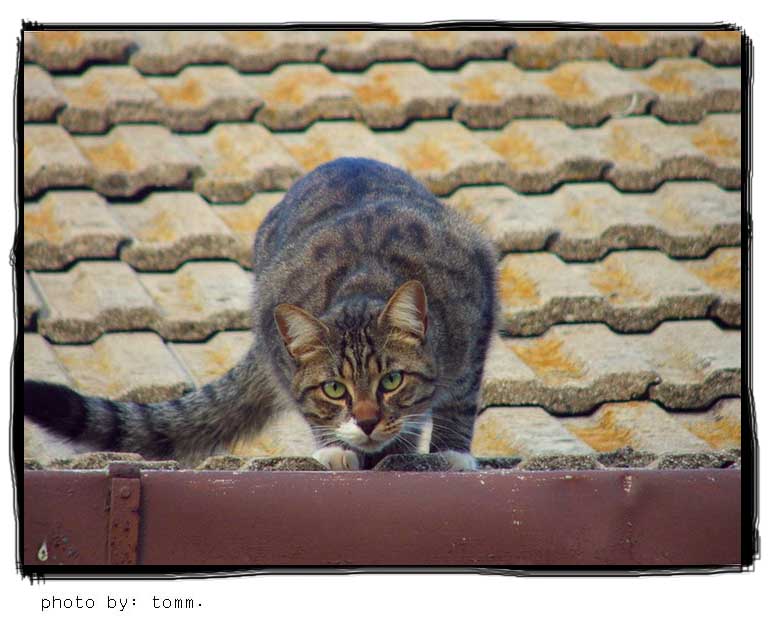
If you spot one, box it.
[357,418,379,436]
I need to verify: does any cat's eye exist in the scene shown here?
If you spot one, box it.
[380,371,403,392]
[322,381,347,399]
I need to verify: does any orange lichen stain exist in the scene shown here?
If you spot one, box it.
[486,127,547,170]
[608,125,654,165]
[687,250,740,293]
[498,259,540,307]
[455,72,502,103]
[590,257,651,305]
[643,65,696,96]
[471,419,517,456]
[412,31,458,44]
[701,31,740,43]
[224,31,269,48]
[175,271,205,313]
[543,65,593,101]
[692,125,740,160]
[23,142,33,164]
[449,195,489,228]
[647,197,700,232]
[564,407,634,452]
[217,202,273,234]
[153,77,206,107]
[354,72,400,106]
[61,78,108,106]
[137,209,180,243]
[24,200,63,243]
[284,135,335,172]
[35,31,83,52]
[81,139,137,172]
[212,131,261,178]
[330,31,366,44]
[523,31,557,45]
[681,413,741,450]
[264,70,337,106]
[57,349,123,400]
[563,199,599,233]
[509,336,586,385]
[602,31,649,46]
[399,139,449,173]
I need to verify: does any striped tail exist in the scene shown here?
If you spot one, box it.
[23,349,277,463]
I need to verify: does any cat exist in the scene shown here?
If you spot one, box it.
[24,158,498,470]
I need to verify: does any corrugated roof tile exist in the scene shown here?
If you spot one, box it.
[24,30,135,71]
[672,397,742,450]
[23,65,65,122]
[696,30,743,65]
[23,274,42,330]
[213,192,284,268]
[24,124,95,198]
[24,333,70,385]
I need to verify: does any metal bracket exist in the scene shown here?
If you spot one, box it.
[107,463,141,565]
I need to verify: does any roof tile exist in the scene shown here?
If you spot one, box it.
[138,262,252,341]
[184,123,301,202]
[696,30,743,65]
[318,31,417,69]
[379,120,508,194]
[407,30,514,68]
[24,124,95,198]
[671,397,742,450]
[52,333,191,402]
[147,66,261,132]
[213,192,284,268]
[247,64,357,130]
[342,62,458,128]
[218,31,324,72]
[76,125,201,196]
[56,66,161,133]
[23,65,65,122]
[130,31,232,74]
[473,406,595,457]
[23,274,42,330]
[498,250,716,335]
[24,30,135,71]
[112,192,239,271]
[686,247,742,327]
[169,331,252,387]
[24,333,70,385]
[24,191,129,270]
[33,261,158,343]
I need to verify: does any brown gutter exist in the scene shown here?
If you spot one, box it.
[23,468,741,569]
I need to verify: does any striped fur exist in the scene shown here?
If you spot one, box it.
[24,158,498,468]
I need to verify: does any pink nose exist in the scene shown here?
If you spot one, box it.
[353,400,379,435]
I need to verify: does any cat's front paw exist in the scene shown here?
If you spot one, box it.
[440,450,478,471]
[313,447,361,471]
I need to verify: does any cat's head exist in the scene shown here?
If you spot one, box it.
[274,281,436,454]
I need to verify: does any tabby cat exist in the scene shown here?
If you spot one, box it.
[24,158,498,470]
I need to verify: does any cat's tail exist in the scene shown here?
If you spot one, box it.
[23,346,277,464]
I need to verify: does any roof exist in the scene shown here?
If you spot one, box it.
[21,28,744,470]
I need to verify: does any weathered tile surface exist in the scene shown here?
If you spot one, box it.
[24,191,128,270]
[111,192,239,271]
[56,66,161,133]
[213,193,284,268]
[33,261,158,343]
[184,124,301,202]
[696,30,743,65]
[24,124,95,197]
[686,247,742,327]
[23,273,42,329]
[77,125,201,197]
[23,65,65,122]
[446,182,740,258]
[24,31,135,71]
[671,398,742,450]
[138,262,252,341]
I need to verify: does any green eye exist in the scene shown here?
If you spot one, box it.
[380,371,403,392]
[322,381,347,399]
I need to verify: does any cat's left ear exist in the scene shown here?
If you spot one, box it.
[378,280,428,342]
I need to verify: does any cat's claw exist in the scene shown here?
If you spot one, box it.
[440,450,478,471]
[313,447,361,471]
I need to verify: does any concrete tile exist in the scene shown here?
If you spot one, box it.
[379,120,508,194]
[23,65,65,122]
[138,262,252,341]
[408,30,513,68]
[641,58,741,122]
[148,66,261,132]
[111,192,239,271]
[24,273,42,329]
[33,261,158,343]
[56,66,161,133]
[696,30,742,65]
[600,31,698,68]
[24,124,95,198]
[672,398,742,450]
[24,191,128,270]
[562,401,712,454]
[77,125,201,197]
[219,31,323,72]
[130,31,231,74]
[279,121,401,174]
[686,247,742,327]
[644,321,741,409]
[213,192,284,268]
[317,31,416,69]
[52,333,192,402]
[473,406,595,457]
[24,333,70,385]
[184,123,301,202]
[343,62,458,128]
[24,31,135,71]
[169,331,252,387]
[247,64,357,130]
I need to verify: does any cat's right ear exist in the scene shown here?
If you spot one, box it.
[274,304,330,362]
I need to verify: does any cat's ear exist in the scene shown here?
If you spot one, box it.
[378,280,428,342]
[274,304,330,361]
